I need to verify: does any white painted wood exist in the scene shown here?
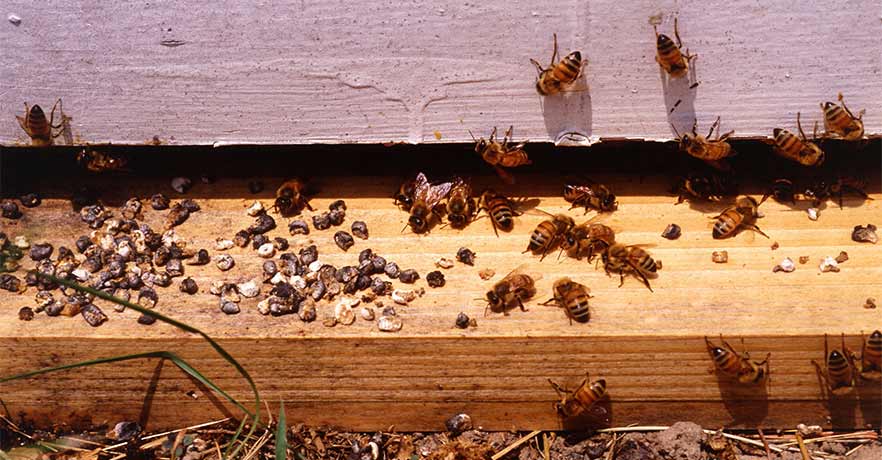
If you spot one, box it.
[1,0,880,145]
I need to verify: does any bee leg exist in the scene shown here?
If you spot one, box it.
[550,32,559,67]
[746,224,769,239]
[49,98,65,130]
[303,198,315,212]
[540,297,557,306]
[691,118,699,135]
[673,17,683,48]
[797,112,808,141]
[548,378,569,396]
[517,298,527,312]
[811,359,831,397]
[707,117,721,139]
[635,270,653,292]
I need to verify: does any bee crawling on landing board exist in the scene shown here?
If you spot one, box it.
[821,93,865,140]
[559,217,616,263]
[394,175,419,211]
[772,112,825,167]
[16,98,65,146]
[274,179,314,216]
[653,17,696,79]
[812,333,857,396]
[705,335,770,386]
[548,372,607,418]
[406,172,453,234]
[484,266,539,316]
[530,33,585,96]
[601,243,660,292]
[542,277,592,324]
[444,178,477,228]
[563,178,618,214]
[761,178,797,205]
[479,189,521,236]
[471,126,531,183]
[712,196,768,240]
[524,211,575,261]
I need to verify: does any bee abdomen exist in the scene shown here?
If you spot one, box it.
[552,52,582,83]
[866,331,882,366]
[713,350,743,375]
[773,129,802,156]
[564,292,591,322]
[529,221,556,250]
[713,210,741,239]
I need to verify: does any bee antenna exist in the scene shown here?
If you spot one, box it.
[670,123,681,138]
[468,130,477,142]
[401,222,410,233]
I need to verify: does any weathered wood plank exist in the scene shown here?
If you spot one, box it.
[2,0,880,145]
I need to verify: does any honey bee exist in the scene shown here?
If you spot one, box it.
[524,212,575,261]
[548,373,607,418]
[673,172,735,204]
[601,243,659,292]
[16,99,65,146]
[855,330,881,381]
[653,18,695,78]
[479,189,519,236]
[446,178,477,228]
[674,117,736,164]
[407,173,453,233]
[705,335,770,385]
[471,126,531,183]
[821,93,865,140]
[542,277,592,324]
[812,333,856,396]
[529,33,585,96]
[563,179,617,213]
[274,179,314,217]
[484,266,538,315]
[77,148,129,173]
[772,112,825,167]
[761,178,796,205]
[394,175,418,210]
[803,177,872,209]
[559,219,615,262]
[711,196,768,240]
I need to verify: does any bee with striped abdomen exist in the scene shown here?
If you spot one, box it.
[471,126,531,183]
[485,266,538,315]
[601,243,660,292]
[274,178,314,216]
[542,277,592,324]
[855,330,881,381]
[711,196,768,240]
[560,220,616,262]
[674,117,736,164]
[548,373,607,418]
[524,212,575,261]
[445,178,477,228]
[563,179,618,213]
[16,99,65,146]
[407,173,453,234]
[772,112,825,167]
[653,18,695,78]
[673,172,735,204]
[705,335,770,385]
[821,93,864,140]
[394,175,419,211]
[479,189,519,236]
[812,333,856,396]
[530,33,585,96]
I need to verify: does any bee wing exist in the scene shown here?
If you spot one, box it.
[502,264,543,282]
[524,208,555,218]
[511,197,541,214]
[423,181,455,208]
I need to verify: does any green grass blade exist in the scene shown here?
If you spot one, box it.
[275,402,287,460]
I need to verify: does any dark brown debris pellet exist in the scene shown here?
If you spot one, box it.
[166,203,190,228]
[137,313,157,325]
[864,297,877,309]
[358,248,374,263]
[0,274,22,292]
[19,193,41,208]
[1,200,22,219]
[75,235,92,253]
[29,243,53,261]
[273,237,289,251]
[328,209,345,226]
[288,219,310,235]
[179,198,201,213]
[351,221,369,239]
[299,245,319,266]
[122,197,142,219]
[384,262,400,279]
[771,241,780,250]
[221,301,240,314]
[179,277,198,295]
[150,193,171,210]
[248,214,276,234]
[661,223,681,240]
[18,307,34,321]
[445,413,473,435]
[251,234,269,249]
[426,270,445,288]
[399,269,419,284]
[455,312,470,329]
[81,303,108,327]
[233,230,251,247]
[334,231,355,251]
[189,249,210,265]
[165,259,184,277]
[799,256,810,264]
[852,224,878,244]
[835,251,849,264]
[456,247,476,265]
[371,278,391,295]
[329,200,347,212]
[248,180,264,194]
[313,212,332,230]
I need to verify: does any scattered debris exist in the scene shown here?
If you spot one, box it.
[799,256,810,264]
[257,243,276,258]
[378,315,403,332]
[835,251,849,263]
[807,207,819,221]
[18,306,34,321]
[819,256,840,273]
[770,241,779,250]
[426,270,446,288]
[179,277,198,294]
[435,257,455,269]
[289,219,310,235]
[247,201,265,216]
[864,298,877,309]
[360,306,376,321]
[151,193,171,210]
[711,251,728,263]
[457,247,476,265]
[796,423,824,439]
[661,223,681,240]
[479,268,495,280]
[215,254,235,271]
[455,312,471,329]
[19,192,41,208]
[773,257,795,273]
[392,289,417,305]
[351,221,369,239]
[399,269,420,284]
[334,231,355,251]
[335,300,357,325]
[170,177,192,194]
[445,413,473,435]
[8,13,22,25]
[852,224,878,244]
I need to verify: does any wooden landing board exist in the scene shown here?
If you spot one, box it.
[0,170,880,431]
[2,0,881,145]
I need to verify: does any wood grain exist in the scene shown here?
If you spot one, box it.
[0,171,879,430]
[1,0,880,145]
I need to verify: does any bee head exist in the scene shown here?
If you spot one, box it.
[773,128,784,138]
[273,196,292,213]
[474,138,488,154]
[829,350,843,362]
[602,195,618,211]
[29,104,45,117]
[657,33,673,46]
[710,347,727,359]
[568,51,581,62]
[485,290,500,306]
[823,101,837,110]
[408,215,427,232]
[448,214,465,227]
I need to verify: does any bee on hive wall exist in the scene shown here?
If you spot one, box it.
[674,117,736,166]
[601,243,660,292]
[530,33,585,95]
[705,335,770,385]
[445,178,477,228]
[821,93,864,140]
[653,17,695,78]
[854,330,881,381]
[484,266,538,315]
[274,179,314,216]
[563,179,618,214]
[548,373,607,418]
[772,113,825,167]
[16,99,65,146]
[406,172,453,234]
[471,126,531,183]
[711,196,768,240]
[542,277,592,324]
[761,178,796,205]
[524,212,575,261]
[479,189,519,236]
[812,334,856,396]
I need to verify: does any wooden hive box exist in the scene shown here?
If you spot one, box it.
[1,0,880,431]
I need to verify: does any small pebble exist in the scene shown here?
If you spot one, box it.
[711,251,728,264]
[358,248,374,263]
[248,214,276,234]
[864,297,877,309]
[19,193,41,208]
[773,257,795,273]
[170,177,192,194]
[179,278,198,294]
[435,257,455,269]
[288,219,310,235]
[313,212,332,230]
[334,231,355,251]
[299,299,317,322]
[835,251,849,264]
[455,312,470,329]
[399,269,420,284]
[392,289,416,305]
[150,193,170,210]
[661,223,681,240]
[179,198,201,213]
[323,318,338,327]
[1,200,22,219]
[360,306,376,321]
[377,315,403,332]
[384,262,400,279]
[852,224,878,244]
[215,254,235,271]
[137,314,157,325]
[251,233,269,249]
[328,209,345,226]
[299,245,319,266]
[8,14,22,25]
[308,260,324,273]
[351,221,369,239]
[799,256,810,264]
[165,258,184,277]
[220,301,240,315]
[237,280,261,298]
[189,249,210,265]
[257,243,276,258]
[771,241,779,250]
[18,307,34,321]
[807,207,819,221]
[819,256,840,273]
[445,413,473,435]
[247,201,265,217]
[81,303,108,327]
[273,237,289,250]
[478,268,495,280]
[248,180,264,194]
[456,247,476,266]
[426,270,445,288]
[29,243,53,261]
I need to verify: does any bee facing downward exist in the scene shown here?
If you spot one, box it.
[772,112,825,167]
[654,18,695,78]
[855,330,881,381]
[812,333,856,396]
[705,335,770,386]
[274,179,314,217]
[407,172,453,234]
[821,93,865,140]
[445,178,477,228]
[16,99,65,146]
[530,33,585,96]
[548,373,607,418]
